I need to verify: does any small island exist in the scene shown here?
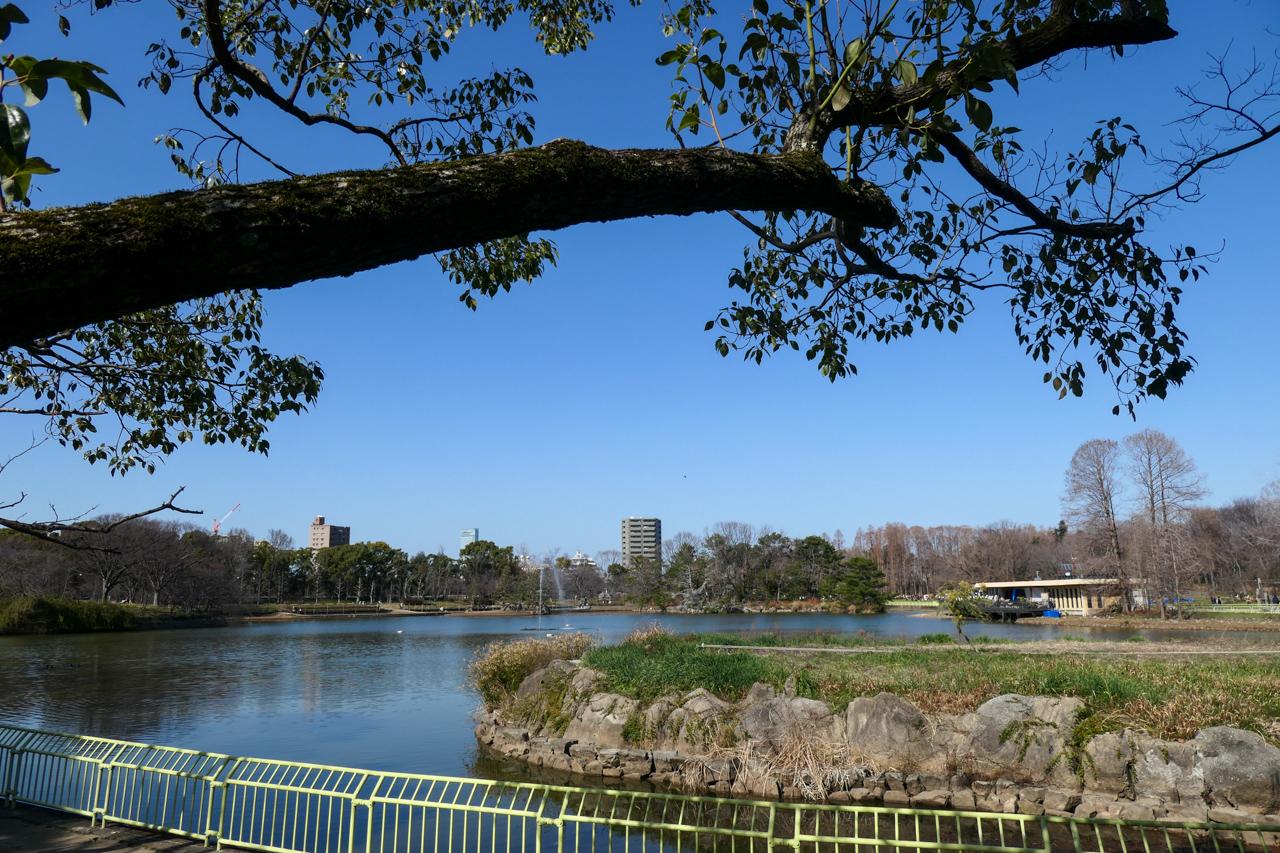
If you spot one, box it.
[472,626,1280,823]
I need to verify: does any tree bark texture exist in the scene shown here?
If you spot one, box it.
[0,141,896,348]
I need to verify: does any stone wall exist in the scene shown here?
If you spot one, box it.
[476,662,1280,823]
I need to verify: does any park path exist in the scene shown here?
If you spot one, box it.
[0,805,205,852]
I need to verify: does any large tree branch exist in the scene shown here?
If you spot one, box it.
[0,140,897,349]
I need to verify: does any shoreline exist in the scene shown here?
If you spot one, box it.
[477,635,1280,819]
[2,600,1276,635]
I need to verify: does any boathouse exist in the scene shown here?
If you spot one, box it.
[978,577,1121,617]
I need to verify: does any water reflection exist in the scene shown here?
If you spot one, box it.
[0,611,1237,779]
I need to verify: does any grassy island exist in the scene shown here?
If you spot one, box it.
[471,626,1280,744]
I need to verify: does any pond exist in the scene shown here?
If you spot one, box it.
[0,610,1232,779]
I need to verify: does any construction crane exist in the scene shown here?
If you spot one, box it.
[211,503,241,535]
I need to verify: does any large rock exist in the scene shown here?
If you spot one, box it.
[845,693,932,768]
[1195,727,1280,813]
[571,667,607,696]
[657,689,735,753]
[739,696,840,752]
[962,694,1083,787]
[516,660,578,700]
[563,693,639,749]
[1131,732,1203,804]
[1082,730,1135,796]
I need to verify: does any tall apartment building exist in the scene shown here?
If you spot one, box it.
[461,528,480,550]
[309,516,351,551]
[621,517,662,564]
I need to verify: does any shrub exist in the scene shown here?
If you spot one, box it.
[0,596,136,634]
[465,632,598,709]
[915,632,955,645]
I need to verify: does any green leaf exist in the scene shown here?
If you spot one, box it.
[16,155,57,175]
[32,58,125,106]
[965,94,992,133]
[895,58,917,86]
[831,82,851,111]
[0,2,29,42]
[0,103,32,162]
[843,37,863,67]
[67,82,91,124]
[704,61,724,89]
[19,74,48,106]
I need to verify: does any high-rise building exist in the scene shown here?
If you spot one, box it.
[309,516,351,551]
[461,528,480,550]
[621,517,661,564]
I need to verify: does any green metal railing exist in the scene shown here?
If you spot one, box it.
[3,724,1279,853]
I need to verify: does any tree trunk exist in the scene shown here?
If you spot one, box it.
[0,142,895,348]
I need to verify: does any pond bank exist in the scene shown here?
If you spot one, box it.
[476,633,1280,819]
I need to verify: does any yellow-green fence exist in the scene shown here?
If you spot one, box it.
[3,724,1279,853]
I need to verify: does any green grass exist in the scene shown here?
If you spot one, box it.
[0,596,137,634]
[583,633,805,703]
[576,631,1280,743]
[700,629,901,649]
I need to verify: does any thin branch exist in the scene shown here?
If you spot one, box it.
[203,0,409,165]
[728,211,837,253]
[0,488,202,551]
[193,67,301,179]
[930,128,1134,240]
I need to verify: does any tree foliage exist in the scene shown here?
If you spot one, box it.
[1,291,324,474]
[1,1,1278,547]
[3,0,1276,420]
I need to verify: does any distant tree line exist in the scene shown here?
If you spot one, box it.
[0,519,251,610]
[3,428,1275,615]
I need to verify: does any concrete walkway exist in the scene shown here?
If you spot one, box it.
[0,805,207,852]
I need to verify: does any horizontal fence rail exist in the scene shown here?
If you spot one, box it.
[1182,604,1280,614]
[3,724,1280,853]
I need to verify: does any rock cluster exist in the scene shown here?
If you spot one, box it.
[476,662,1280,822]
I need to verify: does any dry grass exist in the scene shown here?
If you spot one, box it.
[625,620,674,646]
[806,650,1280,742]
[678,731,880,801]
[466,632,598,708]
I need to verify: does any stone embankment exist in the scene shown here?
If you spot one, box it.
[476,660,1280,823]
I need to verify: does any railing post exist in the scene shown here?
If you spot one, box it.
[348,773,369,853]
[4,749,21,809]
[533,787,551,853]
[2,729,37,809]
[203,757,232,848]
[213,758,240,851]
[93,741,129,828]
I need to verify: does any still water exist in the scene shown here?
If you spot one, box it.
[0,611,1220,779]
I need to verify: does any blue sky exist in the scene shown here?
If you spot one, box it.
[2,1,1277,558]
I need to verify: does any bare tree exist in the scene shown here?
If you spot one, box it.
[954,522,1035,583]
[1062,439,1126,570]
[1124,429,1207,618]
